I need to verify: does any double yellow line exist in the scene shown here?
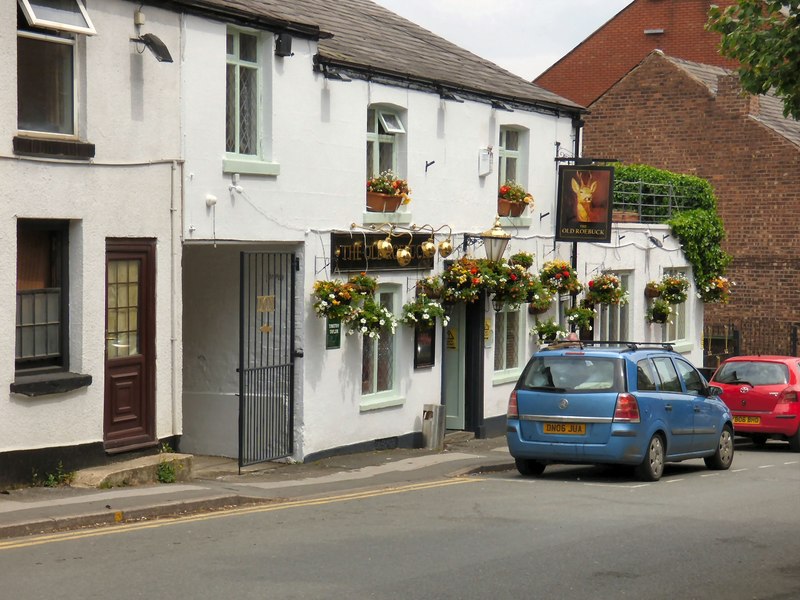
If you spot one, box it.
[0,477,479,550]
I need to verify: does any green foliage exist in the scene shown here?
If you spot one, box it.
[667,209,732,297]
[32,461,75,487]
[646,299,673,325]
[402,294,449,328]
[498,181,533,204]
[707,1,800,119]
[613,164,717,217]
[530,318,568,343]
[157,442,179,484]
[565,305,596,332]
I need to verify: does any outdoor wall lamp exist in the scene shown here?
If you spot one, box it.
[131,9,173,62]
[463,216,511,262]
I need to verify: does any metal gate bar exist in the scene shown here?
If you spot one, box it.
[239,252,295,468]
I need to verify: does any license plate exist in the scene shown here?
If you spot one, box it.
[734,415,760,425]
[543,422,586,435]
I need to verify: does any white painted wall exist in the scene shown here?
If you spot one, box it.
[179,14,702,460]
[0,1,182,453]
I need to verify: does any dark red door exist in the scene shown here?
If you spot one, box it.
[104,240,156,452]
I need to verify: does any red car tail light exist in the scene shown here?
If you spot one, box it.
[613,393,640,423]
[778,388,798,403]
[507,390,519,419]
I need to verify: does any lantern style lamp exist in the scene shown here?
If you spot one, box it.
[480,216,511,262]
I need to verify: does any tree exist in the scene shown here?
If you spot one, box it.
[707,1,800,119]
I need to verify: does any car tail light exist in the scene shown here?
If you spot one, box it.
[778,388,798,403]
[507,390,519,419]
[613,393,640,423]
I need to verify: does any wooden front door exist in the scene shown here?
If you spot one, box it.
[104,240,156,452]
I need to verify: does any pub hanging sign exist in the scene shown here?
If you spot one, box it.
[330,232,435,272]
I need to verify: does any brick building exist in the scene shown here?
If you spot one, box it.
[583,51,800,361]
[534,0,737,107]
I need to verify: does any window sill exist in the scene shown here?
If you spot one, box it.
[13,136,95,160]
[669,341,694,355]
[11,371,93,397]
[360,393,406,412]
[492,370,521,386]
[223,157,280,176]
[362,211,412,225]
[498,215,531,228]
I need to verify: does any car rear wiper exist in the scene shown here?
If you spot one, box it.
[721,379,753,387]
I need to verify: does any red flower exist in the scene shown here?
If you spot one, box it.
[589,280,594,288]
[500,186,510,195]
[470,267,478,275]
[510,274,517,281]
[562,271,570,277]
[472,277,481,285]
[555,273,562,279]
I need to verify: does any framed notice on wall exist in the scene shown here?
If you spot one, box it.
[413,324,435,369]
[555,165,614,243]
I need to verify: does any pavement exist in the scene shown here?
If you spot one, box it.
[0,433,514,541]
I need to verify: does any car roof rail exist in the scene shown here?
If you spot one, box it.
[543,340,675,352]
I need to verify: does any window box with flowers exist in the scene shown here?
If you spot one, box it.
[585,272,627,306]
[366,170,411,212]
[539,259,583,296]
[498,181,533,217]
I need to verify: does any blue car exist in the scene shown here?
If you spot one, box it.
[506,342,734,481]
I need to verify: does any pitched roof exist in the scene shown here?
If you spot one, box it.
[170,0,583,113]
[662,54,800,149]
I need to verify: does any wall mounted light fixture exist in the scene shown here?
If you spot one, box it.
[131,9,172,62]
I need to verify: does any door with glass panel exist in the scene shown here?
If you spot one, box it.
[104,240,156,451]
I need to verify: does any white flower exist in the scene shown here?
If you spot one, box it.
[361,318,367,324]
[422,312,430,319]
[379,319,385,326]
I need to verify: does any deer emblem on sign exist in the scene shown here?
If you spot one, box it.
[571,172,597,222]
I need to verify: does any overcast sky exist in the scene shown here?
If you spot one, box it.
[372,0,634,81]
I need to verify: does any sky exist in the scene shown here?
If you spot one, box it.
[371,0,634,81]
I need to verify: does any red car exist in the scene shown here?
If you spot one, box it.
[710,356,800,452]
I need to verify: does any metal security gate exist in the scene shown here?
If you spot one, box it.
[239,252,296,468]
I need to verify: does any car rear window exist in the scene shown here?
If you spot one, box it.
[714,361,789,386]
[520,356,621,392]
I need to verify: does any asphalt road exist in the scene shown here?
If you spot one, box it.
[1,442,798,600]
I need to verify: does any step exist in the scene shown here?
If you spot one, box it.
[71,453,193,488]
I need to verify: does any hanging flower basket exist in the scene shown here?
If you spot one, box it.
[659,273,690,304]
[348,272,378,297]
[644,281,662,299]
[539,259,583,295]
[346,296,398,339]
[415,275,444,299]
[312,279,357,322]
[402,295,450,328]
[698,276,734,304]
[585,272,627,305]
[509,251,534,270]
[530,317,567,343]
[565,305,596,332]
[646,298,672,325]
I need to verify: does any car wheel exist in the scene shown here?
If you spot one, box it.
[789,427,800,453]
[750,434,768,447]
[705,425,734,470]
[635,434,665,482]
[515,458,546,476]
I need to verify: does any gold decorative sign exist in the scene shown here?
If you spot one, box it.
[484,319,492,341]
[257,295,275,313]
[260,324,273,334]
[330,232,434,272]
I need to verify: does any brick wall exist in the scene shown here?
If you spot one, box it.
[535,0,738,107]
[583,52,800,357]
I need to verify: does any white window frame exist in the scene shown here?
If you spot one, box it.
[596,272,631,341]
[360,286,404,411]
[366,107,404,178]
[17,29,78,138]
[493,306,525,384]
[223,27,279,176]
[663,269,689,346]
[18,0,96,36]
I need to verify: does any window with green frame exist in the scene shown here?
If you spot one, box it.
[663,269,688,344]
[362,289,397,396]
[494,307,522,373]
[366,107,405,178]
[596,272,630,342]
[226,28,260,157]
[498,127,520,184]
